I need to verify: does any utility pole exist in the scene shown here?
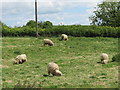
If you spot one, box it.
[35,0,39,37]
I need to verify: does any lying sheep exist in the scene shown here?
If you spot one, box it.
[43,39,54,46]
[100,53,109,64]
[14,54,27,64]
[48,62,62,76]
[61,34,68,41]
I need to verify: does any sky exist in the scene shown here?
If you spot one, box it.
[1,0,104,27]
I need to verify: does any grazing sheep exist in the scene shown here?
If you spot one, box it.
[14,54,27,64]
[61,34,68,41]
[43,39,54,46]
[48,62,62,76]
[100,53,109,64]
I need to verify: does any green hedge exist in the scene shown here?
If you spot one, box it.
[2,25,120,37]
[2,26,45,37]
[40,25,119,37]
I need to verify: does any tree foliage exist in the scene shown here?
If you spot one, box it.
[42,21,53,29]
[26,20,53,29]
[26,20,36,28]
[89,1,120,27]
[0,21,9,28]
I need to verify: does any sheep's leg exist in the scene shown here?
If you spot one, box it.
[52,71,56,76]
[49,43,53,46]
[48,71,50,75]
[61,36,64,40]
[44,43,46,46]
[16,61,19,64]
[19,59,23,64]
[103,60,108,64]
[52,73,55,76]
[25,59,27,62]
[101,60,105,64]
[101,59,104,64]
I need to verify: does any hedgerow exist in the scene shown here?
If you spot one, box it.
[2,25,120,37]
[40,25,119,37]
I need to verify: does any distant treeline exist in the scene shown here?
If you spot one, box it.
[1,20,120,37]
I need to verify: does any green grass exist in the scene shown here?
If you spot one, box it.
[1,37,118,88]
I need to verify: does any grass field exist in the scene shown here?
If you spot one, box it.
[1,37,118,88]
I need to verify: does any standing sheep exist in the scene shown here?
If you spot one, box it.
[100,53,109,64]
[43,39,54,46]
[61,34,68,41]
[14,54,27,64]
[47,62,62,76]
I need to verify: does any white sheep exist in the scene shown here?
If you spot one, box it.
[47,62,62,76]
[100,53,109,64]
[14,54,27,64]
[61,34,68,41]
[43,39,54,46]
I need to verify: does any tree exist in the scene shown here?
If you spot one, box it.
[38,21,44,28]
[26,20,53,29]
[89,1,120,27]
[26,20,36,28]
[0,21,8,27]
[43,21,53,29]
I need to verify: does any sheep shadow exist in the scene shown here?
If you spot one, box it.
[112,54,119,62]
[58,38,63,41]
[43,74,62,77]
[97,61,108,64]
[43,74,53,77]
[97,61,102,64]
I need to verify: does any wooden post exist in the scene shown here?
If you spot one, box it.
[35,0,39,37]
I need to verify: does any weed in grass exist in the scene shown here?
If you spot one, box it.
[14,50,21,55]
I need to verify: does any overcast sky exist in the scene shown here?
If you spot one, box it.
[1,0,104,27]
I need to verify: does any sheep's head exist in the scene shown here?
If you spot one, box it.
[55,70,62,76]
[64,38,68,40]
[49,43,54,46]
[101,60,108,64]
[13,60,19,64]
[13,61,17,64]
[22,59,27,62]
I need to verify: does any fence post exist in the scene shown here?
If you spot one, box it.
[35,0,39,37]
